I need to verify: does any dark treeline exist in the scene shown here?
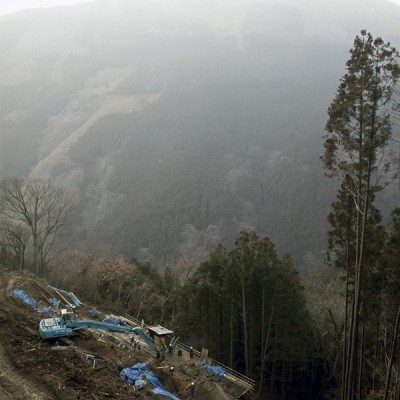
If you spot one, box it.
[171,232,323,399]
[2,205,400,399]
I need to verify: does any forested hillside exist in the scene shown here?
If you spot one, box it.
[1,0,400,265]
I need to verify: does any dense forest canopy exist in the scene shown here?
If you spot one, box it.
[1,0,400,265]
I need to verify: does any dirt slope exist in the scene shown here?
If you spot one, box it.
[0,269,243,400]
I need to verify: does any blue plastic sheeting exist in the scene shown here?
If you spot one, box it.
[88,309,101,316]
[103,316,126,325]
[11,289,50,313]
[48,297,59,307]
[48,285,81,307]
[120,363,181,400]
[135,378,147,390]
[146,371,163,389]
[12,289,36,308]
[152,387,181,400]
[39,305,51,313]
[198,361,225,376]
[147,372,181,400]
[103,317,119,325]
[120,362,148,385]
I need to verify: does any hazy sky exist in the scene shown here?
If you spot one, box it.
[0,0,94,15]
[1,0,400,16]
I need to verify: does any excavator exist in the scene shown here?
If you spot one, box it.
[39,308,162,356]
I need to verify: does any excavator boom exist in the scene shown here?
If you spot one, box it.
[39,309,162,354]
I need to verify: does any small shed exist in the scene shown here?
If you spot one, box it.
[147,325,174,347]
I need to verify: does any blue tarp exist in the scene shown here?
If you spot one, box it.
[103,316,126,325]
[88,309,101,316]
[120,362,148,385]
[147,371,181,400]
[48,297,59,307]
[103,317,120,325]
[120,363,181,399]
[146,371,163,389]
[11,289,50,313]
[198,361,225,376]
[152,387,181,400]
[48,285,81,307]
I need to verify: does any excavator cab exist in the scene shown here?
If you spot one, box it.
[59,308,76,324]
[39,307,76,339]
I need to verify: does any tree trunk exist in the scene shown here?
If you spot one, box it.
[343,271,349,400]
[33,234,39,276]
[259,292,275,396]
[241,275,250,375]
[347,126,375,400]
[358,304,365,400]
[383,304,400,400]
[229,298,234,368]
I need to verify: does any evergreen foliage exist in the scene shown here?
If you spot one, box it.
[322,30,400,399]
[176,231,324,399]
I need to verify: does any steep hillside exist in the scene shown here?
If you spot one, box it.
[0,268,246,399]
[1,0,400,265]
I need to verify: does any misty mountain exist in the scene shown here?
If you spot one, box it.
[1,0,400,266]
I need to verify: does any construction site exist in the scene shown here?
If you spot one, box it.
[0,268,255,400]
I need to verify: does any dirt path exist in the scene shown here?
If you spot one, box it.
[0,332,52,399]
[0,271,52,399]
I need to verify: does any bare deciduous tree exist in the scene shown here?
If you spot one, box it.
[0,177,73,276]
[0,220,29,271]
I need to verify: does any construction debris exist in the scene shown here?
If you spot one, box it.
[1,269,254,399]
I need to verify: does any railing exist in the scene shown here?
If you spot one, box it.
[209,358,255,389]
[124,313,255,391]
[124,313,147,328]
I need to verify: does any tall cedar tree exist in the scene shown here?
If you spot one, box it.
[322,30,400,399]
[182,232,321,399]
[382,209,400,399]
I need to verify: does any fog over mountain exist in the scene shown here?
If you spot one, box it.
[1,0,400,266]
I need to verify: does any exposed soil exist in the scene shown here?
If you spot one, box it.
[0,269,246,400]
